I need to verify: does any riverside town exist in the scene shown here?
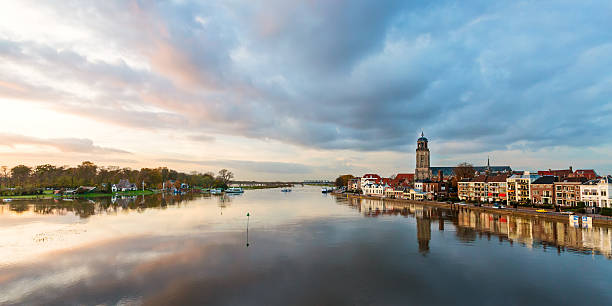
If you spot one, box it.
[336,132,612,219]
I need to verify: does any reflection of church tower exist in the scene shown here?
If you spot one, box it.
[416,217,431,254]
[415,132,431,180]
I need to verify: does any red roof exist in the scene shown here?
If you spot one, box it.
[572,169,597,179]
[395,173,414,180]
[390,173,414,187]
[537,169,572,177]
[362,174,381,179]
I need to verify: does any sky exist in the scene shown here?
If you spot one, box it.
[0,0,611,180]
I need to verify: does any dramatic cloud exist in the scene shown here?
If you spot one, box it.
[160,159,312,175]
[0,133,130,154]
[0,0,611,176]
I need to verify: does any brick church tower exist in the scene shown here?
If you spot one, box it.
[415,132,431,180]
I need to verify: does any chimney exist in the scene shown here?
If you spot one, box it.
[438,170,443,182]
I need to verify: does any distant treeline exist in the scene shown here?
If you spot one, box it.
[0,161,234,193]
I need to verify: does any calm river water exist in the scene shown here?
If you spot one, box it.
[1,186,611,305]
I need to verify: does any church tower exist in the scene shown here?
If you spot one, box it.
[415,132,431,180]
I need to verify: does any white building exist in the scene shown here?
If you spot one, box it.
[360,174,381,190]
[580,177,612,208]
[362,183,387,196]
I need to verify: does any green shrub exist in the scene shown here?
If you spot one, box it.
[601,208,612,216]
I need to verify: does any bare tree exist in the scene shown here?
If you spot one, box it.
[453,162,475,180]
[217,169,234,185]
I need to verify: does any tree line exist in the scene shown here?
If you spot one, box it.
[0,161,234,194]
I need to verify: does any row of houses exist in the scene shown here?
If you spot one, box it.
[348,172,452,201]
[457,169,612,209]
[345,134,610,209]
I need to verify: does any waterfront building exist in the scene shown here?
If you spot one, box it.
[360,174,381,190]
[348,177,361,192]
[580,176,612,208]
[458,174,509,202]
[530,176,557,205]
[403,188,428,201]
[362,182,387,196]
[506,172,540,205]
[113,179,138,192]
[554,177,586,206]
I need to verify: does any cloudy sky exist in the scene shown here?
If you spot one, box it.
[0,0,611,180]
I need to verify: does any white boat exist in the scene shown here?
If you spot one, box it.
[2,198,12,202]
[225,187,244,194]
[281,188,292,192]
[321,187,330,193]
[210,189,223,195]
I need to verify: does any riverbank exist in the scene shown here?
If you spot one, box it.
[336,193,612,227]
[1,190,158,200]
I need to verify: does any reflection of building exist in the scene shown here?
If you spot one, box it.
[416,217,431,254]
[338,195,612,258]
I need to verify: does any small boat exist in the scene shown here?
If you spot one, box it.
[536,209,547,213]
[281,188,292,192]
[2,198,12,202]
[225,187,244,194]
[321,187,331,193]
[210,189,223,195]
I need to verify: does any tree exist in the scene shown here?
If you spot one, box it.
[453,162,475,180]
[217,169,234,185]
[335,174,355,187]
[11,165,32,187]
[0,166,8,188]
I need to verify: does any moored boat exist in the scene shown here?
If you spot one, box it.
[210,189,223,195]
[225,187,244,194]
[281,188,292,192]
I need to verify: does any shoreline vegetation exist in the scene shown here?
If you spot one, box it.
[0,161,236,199]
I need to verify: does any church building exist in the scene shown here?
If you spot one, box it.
[414,132,512,181]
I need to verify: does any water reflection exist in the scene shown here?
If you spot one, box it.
[337,196,612,259]
[1,193,200,219]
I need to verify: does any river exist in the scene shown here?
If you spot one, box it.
[0,186,611,305]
